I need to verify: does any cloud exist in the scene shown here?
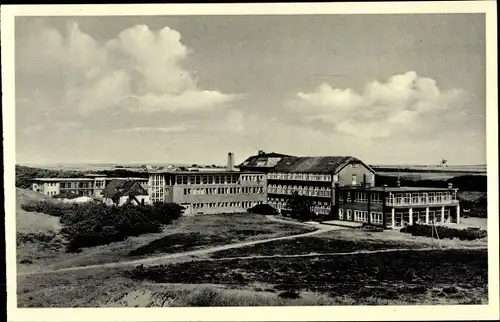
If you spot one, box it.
[289,71,466,138]
[16,21,242,115]
[111,110,246,135]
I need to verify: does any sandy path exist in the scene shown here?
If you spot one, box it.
[18,216,340,276]
[206,245,488,262]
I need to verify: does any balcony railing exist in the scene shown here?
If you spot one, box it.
[386,199,459,206]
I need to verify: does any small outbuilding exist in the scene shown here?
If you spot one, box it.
[101,179,150,206]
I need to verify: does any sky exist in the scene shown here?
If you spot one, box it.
[15,14,486,166]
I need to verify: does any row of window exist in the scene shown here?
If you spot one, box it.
[268,198,329,206]
[388,192,456,205]
[393,209,452,226]
[240,175,265,182]
[268,172,334,182]
[176,174,238,185]
[192,201,263,209]
[268,201,331,214]
[183,186,265,196]
[268,198,331,213]
[268,185,331,197]
[338,209,383,224]
[339,192,382,203]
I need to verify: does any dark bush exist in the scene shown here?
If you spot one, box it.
[22,200,183,250]
[400,224,487,240]
[247,204,278,216]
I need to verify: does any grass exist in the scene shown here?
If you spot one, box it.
[128,248,488,305]
[17,212,315,272]
[126,216,314,258]
[209,236,425,259]
[16,188,61,235]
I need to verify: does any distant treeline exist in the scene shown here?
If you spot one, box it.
[15,165,149,189]
[92,169,149,178]
[375,174,487,192]
[15,165,86,189]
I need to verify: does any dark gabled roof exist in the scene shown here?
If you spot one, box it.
[237,152,293,168]
[101,179,148,199]
[271,156,371,174]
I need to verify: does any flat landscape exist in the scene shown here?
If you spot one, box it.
[16,188,488,307]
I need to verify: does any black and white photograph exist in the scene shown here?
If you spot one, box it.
[2,1,498,321]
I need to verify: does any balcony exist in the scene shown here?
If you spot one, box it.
[386,199,459,207]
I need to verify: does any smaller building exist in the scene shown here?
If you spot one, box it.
[334,183,460,229]
[101,179,150,206]
[32,176,149,199]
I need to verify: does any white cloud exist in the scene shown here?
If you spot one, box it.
[289,71,466,138]
[111,110,246,134]
[17,21,242,115]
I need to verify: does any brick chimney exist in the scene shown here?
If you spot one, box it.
[227,152,235,171]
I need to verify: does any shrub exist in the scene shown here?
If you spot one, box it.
[400,224,487,240]
[22,200,183,250]
[247,204,278,216]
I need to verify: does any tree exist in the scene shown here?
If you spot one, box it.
[286,191,315,221]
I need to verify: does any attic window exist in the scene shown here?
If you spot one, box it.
[352,163,359,168]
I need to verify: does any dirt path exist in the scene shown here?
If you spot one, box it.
[18,217,339,276]
[206,245,488,262]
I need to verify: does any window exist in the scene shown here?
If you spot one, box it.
[416,211,426,223]
[395,193,402,205]
[428,192,435,203]
[370,193,381,203]
[338,209,344,220]
[182,175,188,185]
[371,212,383,224]
[404,193,411,204]
[411,193,419,204]
[436,192,443,203]
[352,174,357,185]
[419,193,428,204]
[183,188,191,195]
[395,212,404,227]
[354,210,368,222]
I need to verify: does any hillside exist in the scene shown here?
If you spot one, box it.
[16,188,61,235]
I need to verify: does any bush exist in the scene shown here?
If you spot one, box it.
[400,224,487,241]
[247,204,278,216]
[22,200,184,250]
[460,195,487,218]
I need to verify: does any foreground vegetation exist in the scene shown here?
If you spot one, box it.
[400,224,487,240]
[210,236,424,259]
[128,248,487,305]
[21,200,184,252]
[18,248,487,307]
